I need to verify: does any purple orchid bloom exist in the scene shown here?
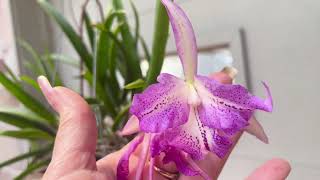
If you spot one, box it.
[116,0,273,179]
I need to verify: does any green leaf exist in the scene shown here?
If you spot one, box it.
[129,0,140,47]
[42,52,63,86]
[0,145,52,168]
[139,36,151,62]
[0,128,53,140]
[44,53,79,67]
[146,0,170,85]
[0,111,56,135]
[14,158,50,180]
[18,39,47,76]
[96,29,111,84]
[0,72,57,125]
[23,61,41,77]
[84,11,95,52]
[112,0,142,81]
[84,71,116,117]
[112,103,130,131]
[0,61,19,82]
[124,79,146,90]
[38,0,93,71]
[96,10,125,83]
[20,75,41,92]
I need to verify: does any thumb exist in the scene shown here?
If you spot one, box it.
[38,76,97,179]
[246,158,291,180]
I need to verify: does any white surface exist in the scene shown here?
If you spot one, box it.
[0,0,26,179]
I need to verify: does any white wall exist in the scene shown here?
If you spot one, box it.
[0,0,27,179]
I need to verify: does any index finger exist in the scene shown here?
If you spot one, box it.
[38,76,98,179]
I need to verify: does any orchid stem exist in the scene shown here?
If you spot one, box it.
[146,0,170,85]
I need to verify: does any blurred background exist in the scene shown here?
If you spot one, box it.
[1,0,319,179]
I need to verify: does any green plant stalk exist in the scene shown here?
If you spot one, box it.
[0,72,56,125]
[0,111,56,135]
[14,158,50,180]
[146,0,170,85]
[0,145,52,168]
[112,0,142,81]
[38,0,93,71]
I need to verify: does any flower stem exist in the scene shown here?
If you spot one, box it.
[146,0,170,85]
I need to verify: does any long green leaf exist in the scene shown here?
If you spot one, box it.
[84,71,116,117]
[0,61,19,82]
[43,52,63,86]
[112,0,142,81]
[0,111,56,135]
[84,11,95,52]
[139,36,151,62]
[18,40,47,76]
[0,129,53,140]
[14,158,50,180]
[20,75,41,92]
[44,53,79,67]
[124,79,146,90]
[0,145,52,168]
[38,0,93,71]
[96,10,125,83]
[112,103,130,131]
[23,61,41,77]
[146,0,170,85]
[129,0,140,47]
[0,72,56,125]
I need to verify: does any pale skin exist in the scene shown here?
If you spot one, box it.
[38,72,291,180]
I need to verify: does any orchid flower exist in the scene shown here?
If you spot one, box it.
[116,0,273,179]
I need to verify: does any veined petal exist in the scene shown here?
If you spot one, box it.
[163,148,199,176]
[130,73,190,133]
[151,108,232,160]
[245,117,269,144]
[117,134,144,180]
[195,75,273,134]
[135,134,151,180]
[151,140,200,176]
[161,0,198,82]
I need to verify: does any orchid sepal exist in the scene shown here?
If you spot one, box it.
[161,0,198,82]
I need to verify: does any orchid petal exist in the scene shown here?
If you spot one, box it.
[149,157,155,180]
[119,115,140,136]
[163,148,200,176]
[117,134,144,180]
[161,0,198,82]
[151,140,200,176]
[152,108,232,160]
[194,75,273,134]
[135,134,151,180]
[245,117,269,144]
[185,154,210,180]
[130,73,190,133]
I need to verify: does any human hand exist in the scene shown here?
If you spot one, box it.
[38,71,290,180]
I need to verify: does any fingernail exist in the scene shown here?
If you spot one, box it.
[37,76,58,110]
[222,66,238,80]
[37,76,54,96]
